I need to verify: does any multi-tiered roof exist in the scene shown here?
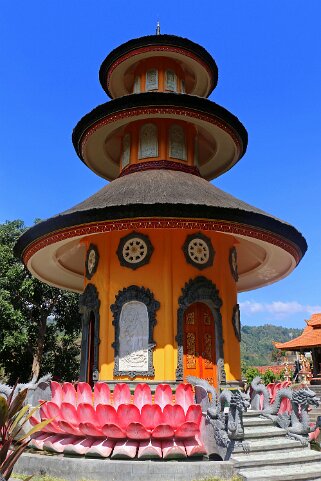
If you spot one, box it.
[15,34,307,292]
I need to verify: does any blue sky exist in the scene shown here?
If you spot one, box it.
[1,1,320,328]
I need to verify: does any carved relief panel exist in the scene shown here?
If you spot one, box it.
[165,69,177,92]
[118,301,149,372]
[111,285,160,378]
[169,124,186,160]
[146,69,158,91]
[139,123,158,159]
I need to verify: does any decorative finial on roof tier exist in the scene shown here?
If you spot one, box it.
[156,21,161,35]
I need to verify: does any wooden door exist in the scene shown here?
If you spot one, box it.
[183,302,216,386]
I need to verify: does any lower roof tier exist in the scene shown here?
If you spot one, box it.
[15,169,307,293]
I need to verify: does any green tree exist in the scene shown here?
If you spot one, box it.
[0,220,81,384]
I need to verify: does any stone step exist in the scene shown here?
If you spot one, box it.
[232,446,321,468]
[239,460,321,480]
[243,416,273,427]
[233,436,302,453]
[244,425,287,439]
[244,410,262,417]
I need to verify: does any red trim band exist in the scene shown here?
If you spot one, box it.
[119,160,201,178]
[23,217,301,265]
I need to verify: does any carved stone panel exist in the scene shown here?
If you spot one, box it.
[139,123,158,159]
[111,285,160,379]
[165,69,177,92]
[121,133,131,169]
[169,124,186,160]
[118,301,149,372]
[146,69,158,91]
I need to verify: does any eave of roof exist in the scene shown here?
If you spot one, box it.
[14,169,307,262]
[274,325,321,350]
[99,34,218,98]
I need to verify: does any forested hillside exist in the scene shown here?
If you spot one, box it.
[241,324,302,366]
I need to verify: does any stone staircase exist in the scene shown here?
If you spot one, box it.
[231,410,321,481]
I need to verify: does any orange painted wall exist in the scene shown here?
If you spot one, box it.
[83,228,241,383]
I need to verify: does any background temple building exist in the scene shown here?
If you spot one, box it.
[15,33,307,389]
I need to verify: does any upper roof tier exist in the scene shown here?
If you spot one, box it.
[99,34,218,99]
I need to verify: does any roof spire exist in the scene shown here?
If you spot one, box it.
[156,21,161,35]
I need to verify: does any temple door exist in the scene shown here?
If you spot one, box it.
[183,302,217,386]
[87,311,95,387]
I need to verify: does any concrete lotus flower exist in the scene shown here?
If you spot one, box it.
[29,382,206,459]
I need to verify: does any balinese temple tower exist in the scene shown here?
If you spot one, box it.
[15,33,307,388]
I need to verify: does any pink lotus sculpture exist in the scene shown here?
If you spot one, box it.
[29,382,206,459]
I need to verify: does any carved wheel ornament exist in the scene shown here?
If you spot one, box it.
[117,232,153,270]
[85,244,99,280]
[183,233,214,270]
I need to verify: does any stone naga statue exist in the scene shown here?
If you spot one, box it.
[250,375,270,410]
[187,376,250,459]
[262,386,321,445]
[0,374,52,405]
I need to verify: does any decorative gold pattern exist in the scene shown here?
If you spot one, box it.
[205,377,214,386]
[186,333,196,369]
[204,312,211,325]
[186,312,195,325]
[203,333,212,368]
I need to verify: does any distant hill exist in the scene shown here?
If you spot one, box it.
[241,324,302,366]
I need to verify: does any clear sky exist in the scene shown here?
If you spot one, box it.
[1,1,320,329]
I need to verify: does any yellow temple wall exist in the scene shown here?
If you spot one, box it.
[83,228,241,383]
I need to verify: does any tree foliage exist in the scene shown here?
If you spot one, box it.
[241,324,302,367]
[0,220,81,384]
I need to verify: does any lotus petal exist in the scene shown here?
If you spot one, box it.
[96,404,117,427]
[29,432,53,450]
[117,404,140,430]
[60,402,79,424]
[77,382,93,405]
[126,422,150,440]
[101,423,126,439]
[154,384,173,410]
[186,405,202,426]
[46,401,61,420]
[86,439,114,458]
[111,440,138,459]
[137,439,162,459]
[184,435,207,457]
[151,424,175,439]
[113,383,131,409]
[175,421,200,439]
[58,420,82,436]
[175,383,194,414]
[62,382,77,405]
[163,404,185,428]
[50,382,63,406]
[94,383,111,407]
[133,384,152,411]
[77,402,96,424]
[141,404,162,430]
[43,435,78,453]
[162,439,186,459]
[79,422,104,437]
[63,437,94,455]
[39,402,50,420]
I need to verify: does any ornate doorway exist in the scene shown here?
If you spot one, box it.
[183,302,216,384]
